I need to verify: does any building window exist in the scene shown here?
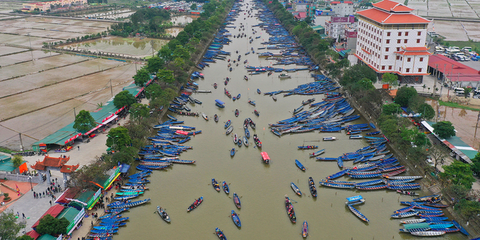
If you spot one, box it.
[420,57,424,62]
[404,39,408,43]
[386,39,390,44]
[389,65,393,70]
[385,55,388,60]
[405,32,409,36]
[399,67,402,72]
[382,66,386,70]
[407,58,411,62]
[398,32,402,36]
[418,68,422,72]
[417,31,421,36]
[416,39,420,43]
[396,56,400,60]
[387,32,391,36]
[397,39,401,43]
[406,68,410,72]
[386,47,389,52]
[397,47,400,51]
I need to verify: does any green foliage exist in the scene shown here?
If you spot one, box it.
[107,146,138,167]
[110,8,170,38]
[17,235,34,240]
[133,67,150,87]
[378,115,401,142]
[190,3,197,10]
[12,155,23,169]
[395,86,418,107]
[432,121,455,139]
[129,103,150,121]
[400,127,428,147]
[382,73,398,86]
[68,159,107,189]
[471,152,480,176]
[464,87,473,98]
[441,161,475,189]
[157,69,175,84]
[0,210,26,240]
[382,103,401,115]
[407,95,424,111]
[145,84,164,100]
[444,184,470,200]
[454,199,480,220]
[341,64,377,89]
[146,56,164,74]
[113,90,136,109]
[106,126,132,151]
[35,214,69,236]
[73,110,96,134]
[417,103,435,120]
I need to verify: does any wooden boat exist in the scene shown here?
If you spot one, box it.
[452,220,469,236]
[302,221,308,238]
[157,206,171,223]
[235,109,239,117]
[387,184,421,190]
[231,210,241,227]
[293,106,304,114]
[237,94,241,100]
[272,95,277,101]
[254,109,259,116]
[278,73,291,79]
[391,212,418,218]
[410,231,445,237]
[382,168,406,177]
[285,195,296,223]
[215,228,227,240]
[187,197,203,212]
[346,195,365,206]
[396,190,419,196]
[295,159,306,171]
[222,181,230,194]
[298,145,318,150]
[413,195,442,203]
[421,217,448,221]
[115,191,144,196]
[254,134,262,148]
[261,151,270,164]
[302,98,315,105]
[308,177,317,197]
[214,83,217,89]
[310,149,325,158]
[356,184,387,190]
[212,179,221,192]
[347,204,369,222]
[401,219,426,224]
[257,88,261,94]
[323,137,336,141]
[233,192,241,209]
[224,120,231,129]
[245,128,250,138]
[326,169,349,179]
[230,148,235,157]
[319,181,355,189]
[214,114,219,123]
[233,134,238,144]
[109,198,150,208]
[385,175,423,180]
[424,203,449,208]
[243,136,249,147]
[248,100,256,106]
[226,126,233,135]
[202,113,208,121]
[167,115,177,121]
[291,182,302,196]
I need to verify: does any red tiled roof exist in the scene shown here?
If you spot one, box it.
[357,8,429,24]
[60,164,79,173]
[403,47,428,51]
[429,54,480,82]
[372,0,413,12]
[31,156,70,171]
[55,188,79,205]
[26,230,40,240]
[32,205,65,229]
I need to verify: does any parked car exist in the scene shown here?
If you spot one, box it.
[426,156,434,167]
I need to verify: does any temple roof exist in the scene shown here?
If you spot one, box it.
[31,155,70,171]
[60,164,79,173]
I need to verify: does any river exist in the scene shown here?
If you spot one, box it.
[114,1,468,239]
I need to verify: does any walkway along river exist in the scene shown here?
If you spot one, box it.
[115,0,468,239]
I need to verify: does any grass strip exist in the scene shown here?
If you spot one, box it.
[439,100,480,111]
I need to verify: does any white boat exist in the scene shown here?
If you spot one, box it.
[202,113,208,121]
[323,137,336,141]
[278,73,291,79]
[410,231,446,237]
[401,219,426,224]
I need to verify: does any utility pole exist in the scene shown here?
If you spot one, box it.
[74,107,76,118]
[19,133,23,151]
[151,40,155,57]
[474,111,480,149]
[28,33,34,63]
[110,79,113,97]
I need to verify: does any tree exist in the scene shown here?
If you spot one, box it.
[341,64,377,87]
[68,159,107,189]
[395,86,418,107]
[417,103,435,120]
[36,214,69,235]
[113,90,136,109]
[432,121,455,139]
[426,145,448,168]
[12,155,23,169]
[146,56,164,74]
[133,67,150,87]
[72,110,96,134]
[129,103,150,121]
[106,126,131,151]
[145,84,164,100]
[382,103,401,115]
[0,210,26,240]
[382,73,398,87]
[190,3,197,10]
[157,69,175,84]
[107,146,138,167]
[441,161,475,189]
[471,152,480,176]
[304,16,312,25]
[17,235,34,240]
[455,199,480,220]
[464,87,473,98]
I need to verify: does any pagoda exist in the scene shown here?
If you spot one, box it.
[31,155,79,188]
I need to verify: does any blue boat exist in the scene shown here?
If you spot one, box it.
[216,102,225,108]
[291,182,302,196]
[347,204,369,222]
[295,159,306,171]
[230,148,235,157]
[452,220,469,236]
[257,89,261,94]
[225,120,231,129]
[244,128,250,138]
[319,181,355,189]
[231,210,241,227]
[215,228,227,240]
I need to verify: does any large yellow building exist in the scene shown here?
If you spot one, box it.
[21,0,87,12]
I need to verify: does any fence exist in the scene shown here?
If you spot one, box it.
[0,172,43,183]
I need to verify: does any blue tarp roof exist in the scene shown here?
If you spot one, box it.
[120,164,130,173]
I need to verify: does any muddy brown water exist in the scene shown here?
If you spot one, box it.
[113,2,468,239]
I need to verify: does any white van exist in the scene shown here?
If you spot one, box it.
[462,47,472,52]
[454,88,465,94]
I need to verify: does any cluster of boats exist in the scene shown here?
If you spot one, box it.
[167,94,202,117]
[390,194,470,237]
[89,171,152,239]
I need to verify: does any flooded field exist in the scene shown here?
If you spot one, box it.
[61,36,169,58]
